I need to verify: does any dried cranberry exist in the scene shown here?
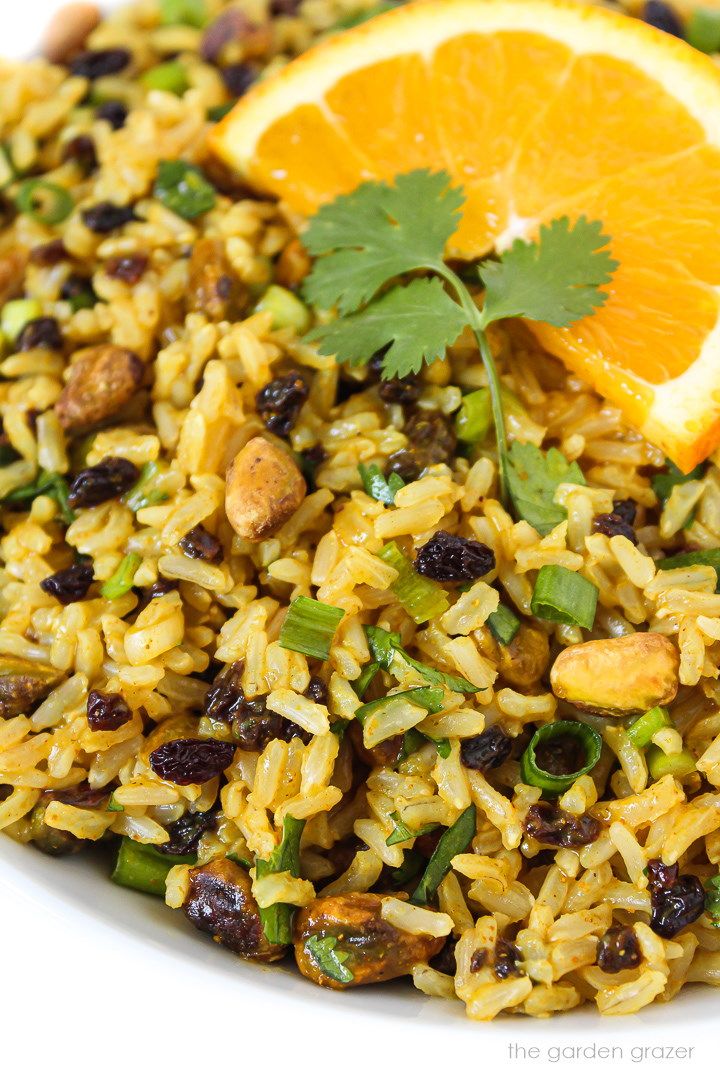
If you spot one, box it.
[255,371,308,437]
[494,939,522,979]
[87,689,132,731]
[150,738,236,785]
[157,807,218,856]
[592,512,636,543]
[95,100,128,129]
[414,530,495,582]
[68,457,139,509]
[222,62,259,96]
[105,254,149,284]
[612,498,637,525]
[650,875,705,938]
[642,0,683,36]
[205,662,309,749]
[16,317,63,352]
[62,134,97,174]
[306,676,327,704]
[40,563,94,603]
[646,858,679,891]
[460,726,512,771]
[179,525,222,562]
[70,48,131,78]
[378,377,421,405]
[524,802,601,848]
[597,926,641,973]
[81,202,137,234]
[29,239,68,266]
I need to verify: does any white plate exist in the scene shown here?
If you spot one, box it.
[1,1,717,1058]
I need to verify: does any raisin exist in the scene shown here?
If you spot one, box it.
[179,525,222,562]
[298,444,326,491]
[597,926,641,973]
[378,377,421,405]
[205,662,309,749]
[136,576,178,610]
[222,62,259,96]
[40,563,94,604]
[414,530,495,582]
[270,0,301,14]
[70,48,131,78]
[201,9,254,62]
[16,317,63,352]
[646,858,679,891]
[149,738,236,785]
[592,512,636,543]
[650,875,705,939]
[61,134,97,174]
[68,457,139,509]
[105,254,149,284]
[404,410,456,463]
[29,239,68,266]
[255,371,309,437]
[50,782,111,808]
[642,0,683,36]
[494,938,522,980]
[469,948,488,973]
[61,274,95,307]
[612,498,637,525]
[95,100,128,129]
[157,806,218,856]
[81,202,137,234]
[524,802,601,848]
[306,676,327,704]
[460,726,512,771]
[87,689,132,731]
[386,450,423,483]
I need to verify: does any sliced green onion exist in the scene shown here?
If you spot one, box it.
[455,388,493,444]
[354,685,444,725]
[207,100,236,122]
[107,794,124,812]
[255,814,305,946]
[410,805,476,906]
[426,735,451,759]
[357,462,405,505]
[365,624,400,668]
[656,548,720,574]
[101,552,142,599]
[159,0,207,27]
[401,728,426,759]
[486,603,520,645]
[142,61,190,95]
[279,595,344,660]
[363,622,480,692]
[255,284,311,333]
[705,874,720,927]
[378,540,449,624]
[226,851,252,869]
[154,159,216,219]
[521,719,602,795]
[3,469,75,524]
[646,745,696,781]
[305,933,354,984]
[1,298,42,344]
[386,811,439,846]
[15,179,74,225]
[124,461,168,512]
[352,660,380,698]
[686,8,720,53]
[626,706,671,748]
[530,564,598,629]
[111,837,195,896]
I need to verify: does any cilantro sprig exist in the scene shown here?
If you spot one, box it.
[302,169,617,500]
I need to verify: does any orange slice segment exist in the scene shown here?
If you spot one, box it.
[210,0,720,472]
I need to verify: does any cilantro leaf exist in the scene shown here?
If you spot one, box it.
[358,463,405,505]
[302,169,463,315]
[306,277,467,379]
[506,442,585,536]
[478,216,618,328]
[651,459,706,502]
[305,934,354,984]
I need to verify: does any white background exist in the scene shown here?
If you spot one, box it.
[1,3,718,1076]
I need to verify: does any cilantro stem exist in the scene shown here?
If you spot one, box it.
[430,263,508,504]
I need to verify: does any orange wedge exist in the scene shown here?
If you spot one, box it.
[210,0,720,472]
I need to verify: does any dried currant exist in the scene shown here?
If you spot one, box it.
[306,676,327,704]
[70,48,131,78]
[524,803,601,848]
[597,926,641,973]
[414,530,495,582]
[205,662,309,749]
[179,525,222,562]
[592,512,636,543]
[61,134,97,174]
[105,254,149,284]
[650,875,705,939]
[95,100,128,129]
[222,62,259,96]
[646,858,679,891]
[378,377,421,405]
[612,499,637,525]
[460,726,512,772]
[40,563,94,604]
[87,689,132,732]
[16,317,63,352]
[255,371,309,437]
[157,806,218,856]
[81,201,137,234]
[68,457,139,509]
[149,738,236,785]
[494,939,522,980]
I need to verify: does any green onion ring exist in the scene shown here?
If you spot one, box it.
[15,179,74,225]
[521,718,602,795]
